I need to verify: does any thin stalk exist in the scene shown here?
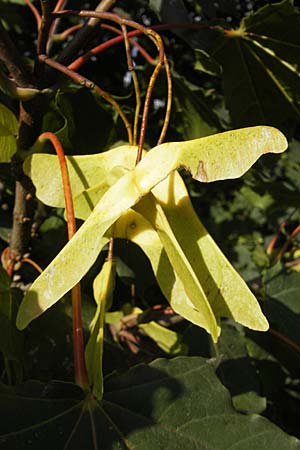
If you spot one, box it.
[269,327,300,355]
[24,0,41,27]
[39,54,133,143]
[54,0,68,12]
[37,132,89,389]
[68,25,157,72]
[52,24,83,42]
[46,0,69,53]
[67,23,172,148]
[276,224,300,262]
[122,24,141,145]
[0,22,33,87]
[37,0,53,55]
[157,55,172,145]
[52,10,164,63]
[136,62,163,163]
[57,0,116,65]
[53,10,167,155]
[266,221,286,256]
[21,257,43,274]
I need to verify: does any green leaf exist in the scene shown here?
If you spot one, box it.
[0,357,299,449]
[216,323,267,415]
[17,127,287,329]
[0,104,18,162]
[208,1,300,134]
[172,71,220,140]
[194,49,222,77]
[132,306,185,355]
[264,263,300,313]
[85,259,116,400]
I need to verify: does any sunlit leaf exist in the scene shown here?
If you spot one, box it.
[135,194,220,341]
[114,209,208,330]
[23,145,137,207]
[17,126,286,329]
[150,172,269,333]
[0,104,18,162]
[115,174,267,343]
[135,309,185,356]
[85,259,116,400]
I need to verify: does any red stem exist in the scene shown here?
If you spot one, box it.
[24,0,41,27]
[266,221,286,256]
[38,132,89,389]
[21,257,43,274]
[53,23,83,41]
[39,54,133,143]
[68,22,214,72]
[276,224,300,261]
[68,25,156,71]
[269,327,300,355]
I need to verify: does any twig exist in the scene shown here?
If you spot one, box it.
[37,0,53,55]
[39,54,133,143]
[24,0,41,27]
[37,132,89,389]
[46,0,69,53]
[57,0,116,65]
[52,11,166,156]
[276,224,300,262]
[157,55,172,145]
[52,24,83,42]
[67,23,172,147]
[122,24,141,145]
[21,257,43,274]
[136,62,163,163]
[0,22,33,87]
[54,0,67,12]
[52,10,164,63]
[266,221,286,256]
[68,25,157,71]
[269,327,300,356]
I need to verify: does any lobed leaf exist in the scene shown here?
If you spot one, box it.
[1,357,299,449]
[208,1,300,134]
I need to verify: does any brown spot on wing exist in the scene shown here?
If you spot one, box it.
[195,161,208,182]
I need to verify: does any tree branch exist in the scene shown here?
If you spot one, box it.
[0,22,33,87]
[57,0,116,65]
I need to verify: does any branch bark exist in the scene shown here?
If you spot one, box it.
[57,0,116,65]
[0,21,44,258]
[0,22,33,87]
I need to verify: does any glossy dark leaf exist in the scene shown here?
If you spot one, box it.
[206,0,300,135]
[0,357,299,450]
